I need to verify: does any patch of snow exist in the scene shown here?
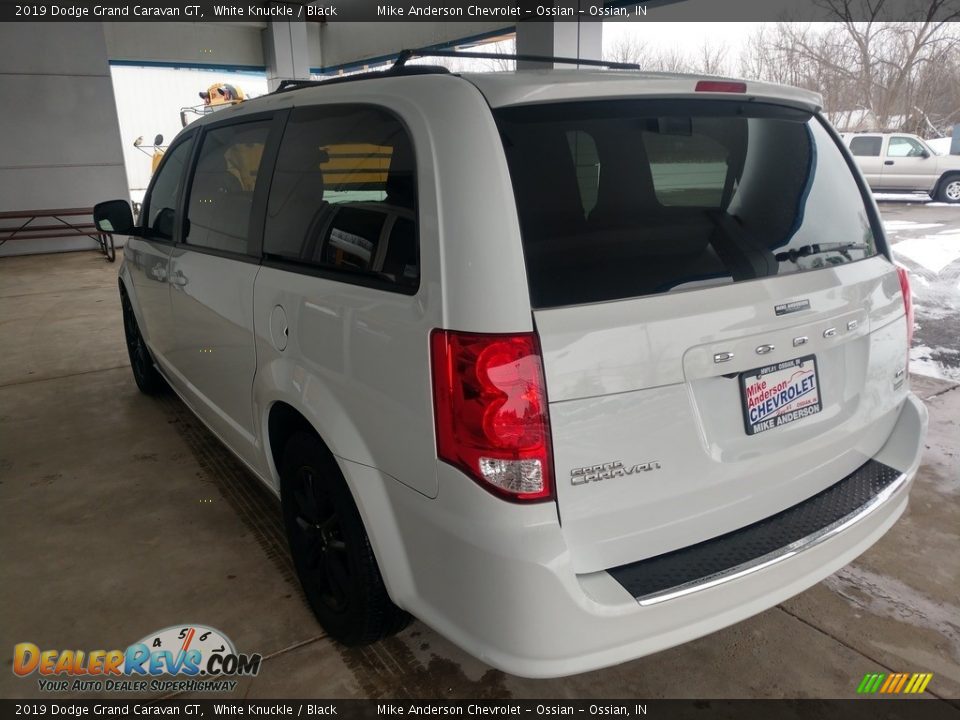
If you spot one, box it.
[910,345,960,381]
[892,233,960,274]
[823,565,960,643]
[912,301,954,321]
[884,220,944,233]
[874,193,932,203]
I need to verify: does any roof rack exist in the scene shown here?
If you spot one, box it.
[271,47,639,95]
[392,48,640,71]
[273,65,450,94]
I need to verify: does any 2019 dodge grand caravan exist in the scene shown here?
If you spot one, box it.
[95,61,927,678]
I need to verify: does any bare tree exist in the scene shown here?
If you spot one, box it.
[697,41,731,75]
[478,38,517,72]
[606,3,960,135]
[606,35,656,68]
[606,36,732,75]
[761,0,960,131]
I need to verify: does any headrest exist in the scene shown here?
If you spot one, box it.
[196,147,229,174]
[385,139,415,208]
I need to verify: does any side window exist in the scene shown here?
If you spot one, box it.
[888,137,926,158]
[642,121,729,207]
[185,121,271,254]
[849,136,882,157]
[144,135,194,240]
[264,105,419,291]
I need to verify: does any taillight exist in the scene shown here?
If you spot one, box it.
[896,264,914,356]
[430,330,554,502]
[695,80,747,93]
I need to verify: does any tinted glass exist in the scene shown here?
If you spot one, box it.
[849,136,882,157]
[144,136,194,240]
[888,137,926,158]
[568,130,599,217]
[496,100,878,308]
[263,106,418,291]
[185,121,270,254]
[643,123,728,206]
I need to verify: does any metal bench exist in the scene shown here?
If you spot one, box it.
[0,207,116,262]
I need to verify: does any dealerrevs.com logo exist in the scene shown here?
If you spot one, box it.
[13,624,261,693]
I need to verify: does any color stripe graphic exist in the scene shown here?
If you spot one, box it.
[857,672,933,694]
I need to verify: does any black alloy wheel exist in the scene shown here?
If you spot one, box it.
[280,433,410,645]
[121,290,166,395]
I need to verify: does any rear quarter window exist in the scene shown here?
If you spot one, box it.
[263,105,419,293]
[496,100,879,308]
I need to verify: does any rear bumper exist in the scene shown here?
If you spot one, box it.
[608,458,905,605]
[345,393,927,678]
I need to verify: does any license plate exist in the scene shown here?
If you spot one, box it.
[740,355,822,436]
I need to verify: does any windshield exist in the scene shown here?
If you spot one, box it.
[495,100,879,308]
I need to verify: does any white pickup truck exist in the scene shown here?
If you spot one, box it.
[841,132,960,203]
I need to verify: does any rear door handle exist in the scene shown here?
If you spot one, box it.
[885,160,895,165]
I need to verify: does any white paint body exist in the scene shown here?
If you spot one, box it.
[119,70,928,677]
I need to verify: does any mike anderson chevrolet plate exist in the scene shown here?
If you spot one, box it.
[740,355,823,435]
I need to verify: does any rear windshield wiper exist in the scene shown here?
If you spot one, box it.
[775,242,870,263]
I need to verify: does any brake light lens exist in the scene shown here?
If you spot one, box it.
[896,264,914,354]
[430,330,554,502]
[695,80,747,93]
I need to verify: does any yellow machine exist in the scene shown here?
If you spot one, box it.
[133,134,165,174]
[134,84,251,182]
[225,143,264,192]
[133,82,251,182]
[181,82,247,127]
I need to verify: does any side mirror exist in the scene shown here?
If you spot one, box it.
[921,149,930,158]
[93,199,137,235]
[154,133,164,147]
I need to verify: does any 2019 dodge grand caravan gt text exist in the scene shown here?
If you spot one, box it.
[95,62,928,678]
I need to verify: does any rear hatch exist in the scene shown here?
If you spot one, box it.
[495,97,910,573]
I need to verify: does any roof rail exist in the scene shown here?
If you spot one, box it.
[271,48,639,95]
[392,48,640,71]
[272,65,450,94]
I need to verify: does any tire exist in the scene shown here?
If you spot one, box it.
[120,290,167,395]
[936,174,960,203]
[280,432,410,645]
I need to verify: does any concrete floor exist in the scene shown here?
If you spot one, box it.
[1,246,958,701]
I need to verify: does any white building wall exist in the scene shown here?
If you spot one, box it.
[317,22,512,71]
[109,66,269,201]
[0,23,129,256]
[103,22,266,68]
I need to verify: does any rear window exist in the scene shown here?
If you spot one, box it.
[496,100,878,308]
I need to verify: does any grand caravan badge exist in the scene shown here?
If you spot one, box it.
[571,460,661,485]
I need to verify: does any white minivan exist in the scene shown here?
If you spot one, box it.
[95,57,927,678]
